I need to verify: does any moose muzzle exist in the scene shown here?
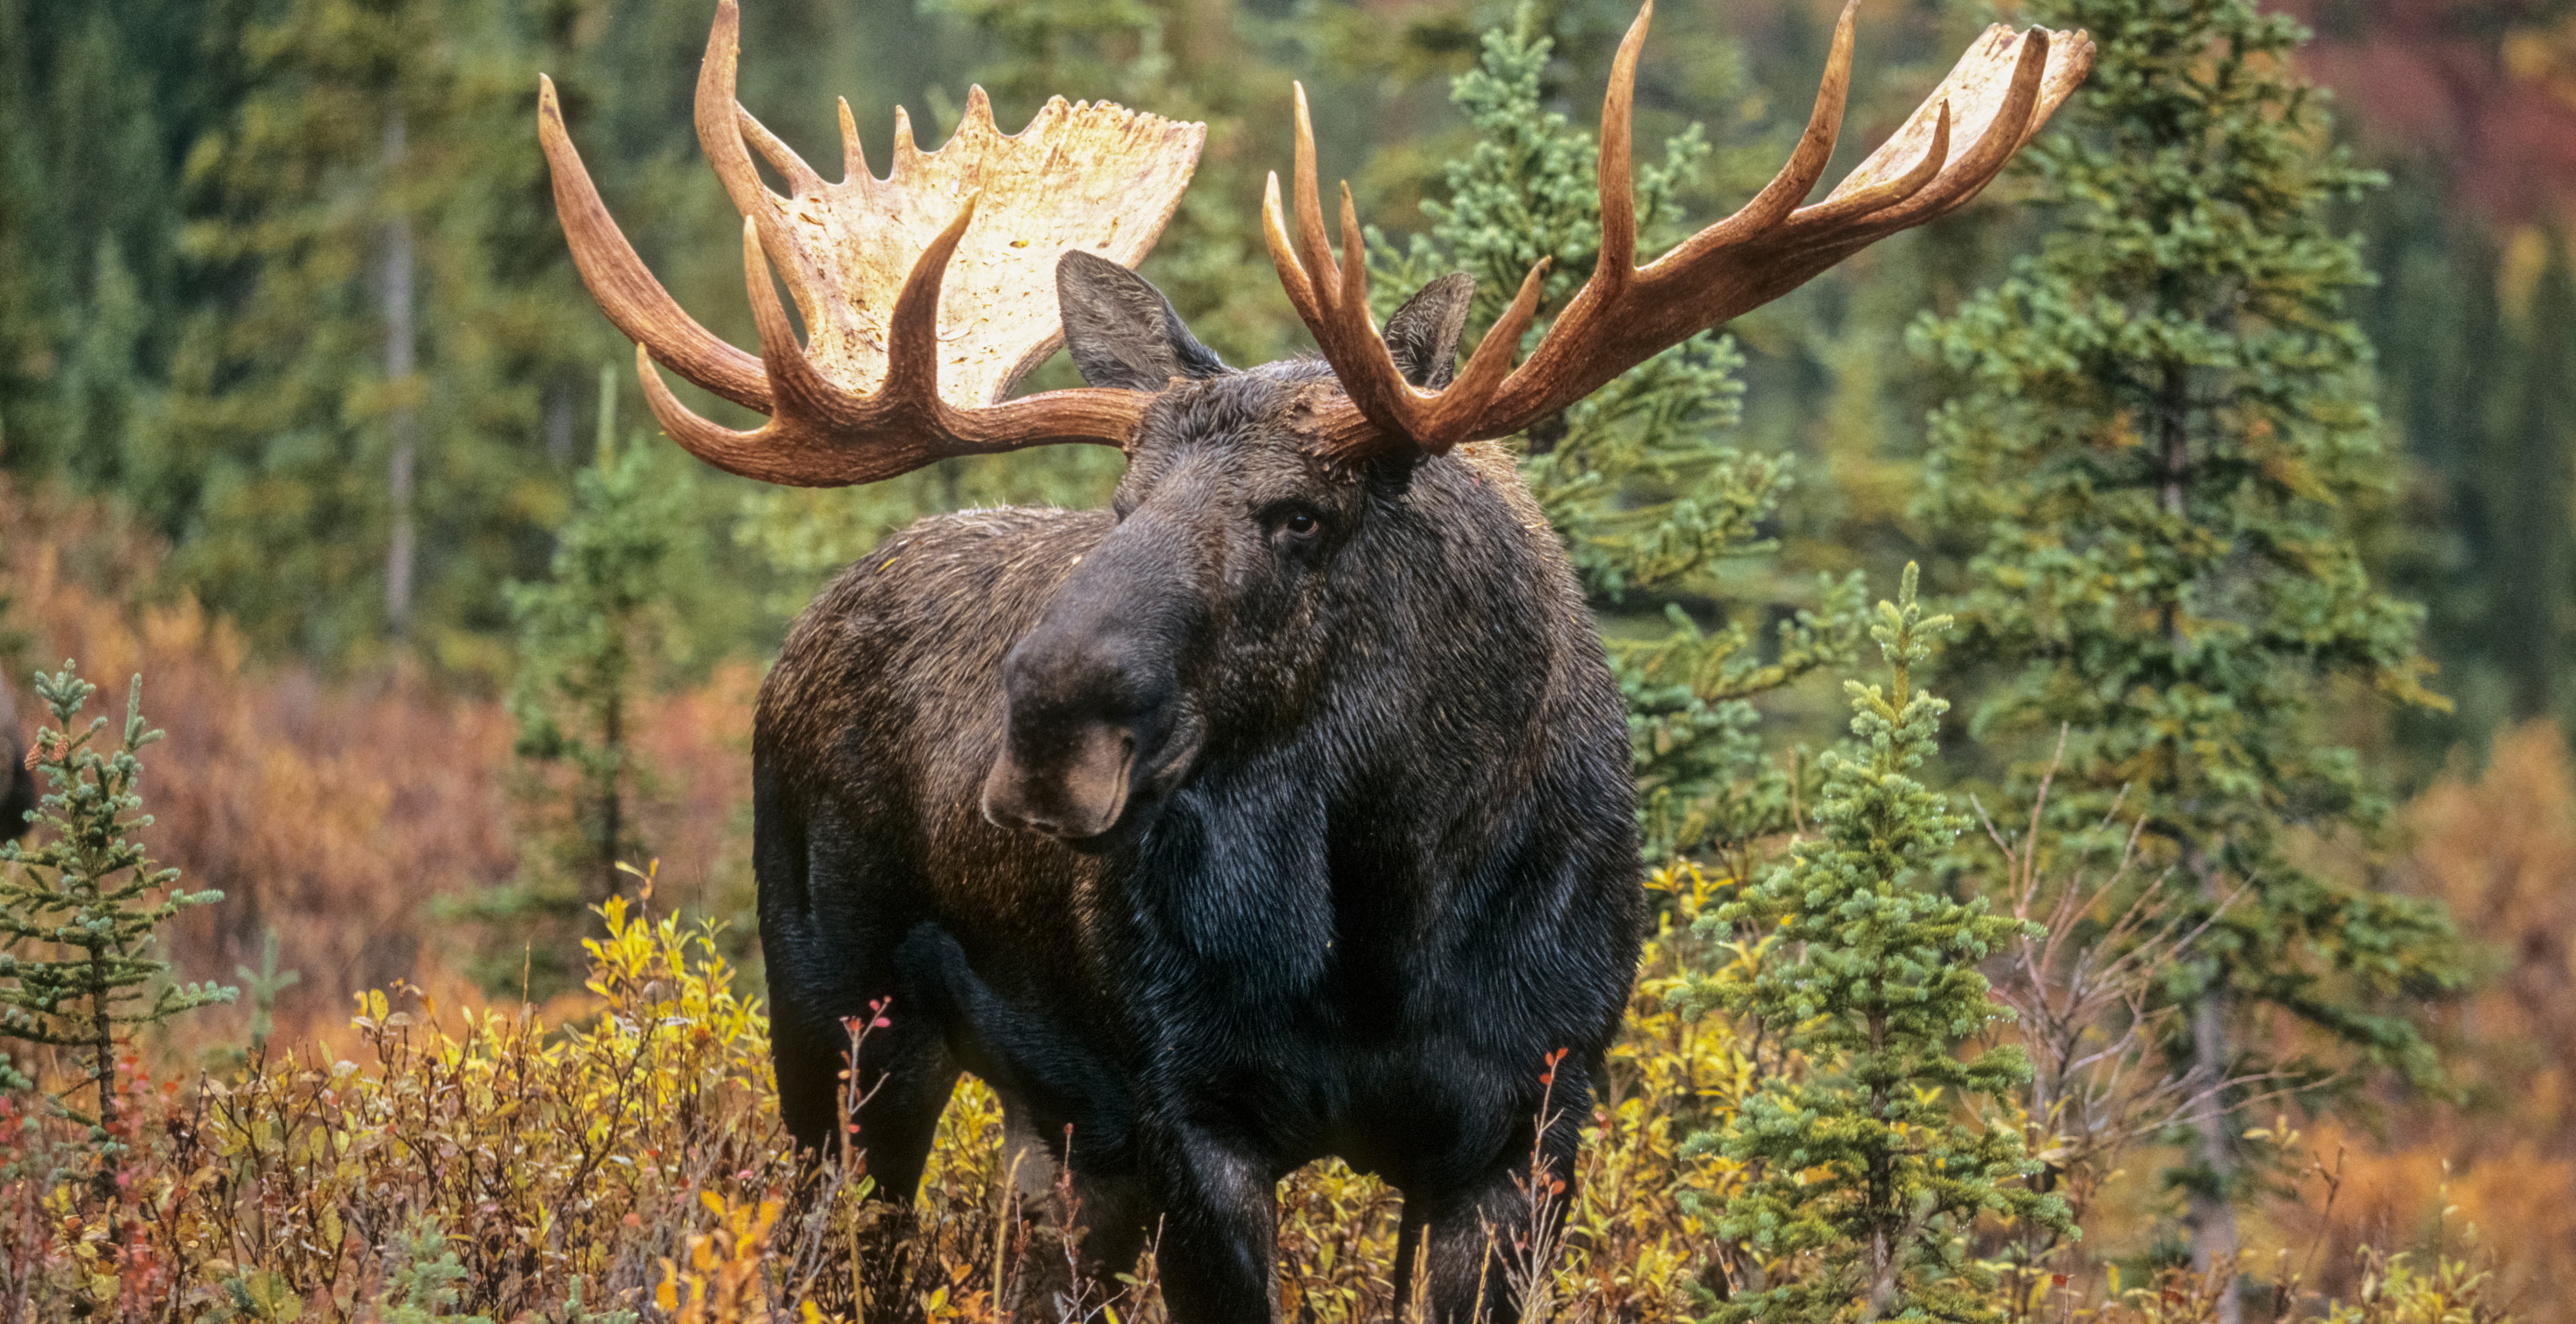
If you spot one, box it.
[983,713,1140,840]
[982,543,1205,841]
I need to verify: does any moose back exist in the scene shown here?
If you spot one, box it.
[538,2,2092,1317]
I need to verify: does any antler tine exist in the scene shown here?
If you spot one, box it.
[836,98,868,183]
[1290,86,1341,310]
[694,2,774,221]
[695,2,849,357]
[1594,0,1651,280]
[738,105,829,199]
[880,196,980,408]
[537,75,769,411]
[1261,171,1321,319]
[1657,0,1857,269]
[1828,29,2050,239]
[1787,101,1950,231]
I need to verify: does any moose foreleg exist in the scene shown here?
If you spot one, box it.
[1392,1067,1591,1324]
[1140,1126,1280,1323]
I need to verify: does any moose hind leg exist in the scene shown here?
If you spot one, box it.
[771,993,959,1192]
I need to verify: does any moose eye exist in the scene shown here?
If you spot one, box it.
[1261,502,1325,542]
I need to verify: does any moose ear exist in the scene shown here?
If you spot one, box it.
[1055,250,1229,392]
[1382,273,1476,389]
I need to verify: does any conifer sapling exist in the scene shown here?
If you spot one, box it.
[1696,566,2064,1322]
[0,664,232,1127]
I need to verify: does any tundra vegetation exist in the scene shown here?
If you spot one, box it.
[0,0,2567,1320]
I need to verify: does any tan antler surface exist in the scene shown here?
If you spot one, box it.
[1267,0,2096,460]
[538,0,1207,486]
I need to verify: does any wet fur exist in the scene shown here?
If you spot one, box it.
[756,290,1640,1320]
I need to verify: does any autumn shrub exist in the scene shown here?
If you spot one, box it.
[2265,722,2576,1319]
[0,851,1765,1322]
[0,477,752,1035]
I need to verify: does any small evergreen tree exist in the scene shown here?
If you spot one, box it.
[1694,565,2060,1322]
[0,664,232,1127]
[1368,5,1866,872]
[507,367,697,909]
[1910,0,2465,1286]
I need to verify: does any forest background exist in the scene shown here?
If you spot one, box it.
[3,0,2576,1317]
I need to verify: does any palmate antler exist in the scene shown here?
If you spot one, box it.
[1267,0,2096,460]
[537,0,1205,486]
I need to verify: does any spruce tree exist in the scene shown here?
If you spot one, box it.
[1909,0,2464,1288]
[1693,566,2056,1323]
[1368,5,1865,871]
[0,664,232,1129]
[0,573,28,838]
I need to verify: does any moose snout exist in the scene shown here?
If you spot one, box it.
[982,719,1139,839]
[983,620,1182,840]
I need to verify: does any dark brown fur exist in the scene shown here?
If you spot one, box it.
[1,681,29,840]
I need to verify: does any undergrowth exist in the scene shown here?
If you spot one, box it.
[0,868,1768,1323]
[2,867,2501,1323]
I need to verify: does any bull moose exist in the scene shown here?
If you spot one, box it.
[537,4,2089,1317]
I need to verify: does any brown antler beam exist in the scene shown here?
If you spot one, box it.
[1268,0,2095,461]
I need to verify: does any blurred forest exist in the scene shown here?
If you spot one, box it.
[3,0,2575,1317]
[8,0,2573,737]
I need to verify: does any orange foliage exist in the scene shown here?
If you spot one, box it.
[2282,0,2576,226]
[2282,723,2576,1317]
[0,476,753,1036]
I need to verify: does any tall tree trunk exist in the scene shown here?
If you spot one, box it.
[2497,239,2573,721]
[2162,355,2241,1324]
[2186,847,2241,1323]
[383,109,418,639]
[2187,977,2241,1320]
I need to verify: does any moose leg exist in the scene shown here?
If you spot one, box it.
[767,991,956,1322]
[771,997,958,1189]
[1140,1126,1277,1323]
[993,1107,1157,1311]
[1391,1166,1577,1324]
[1392,1088,1588,1324]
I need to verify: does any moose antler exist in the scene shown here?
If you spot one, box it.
[1267,0,2095,459]
[538,0,1206,486]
